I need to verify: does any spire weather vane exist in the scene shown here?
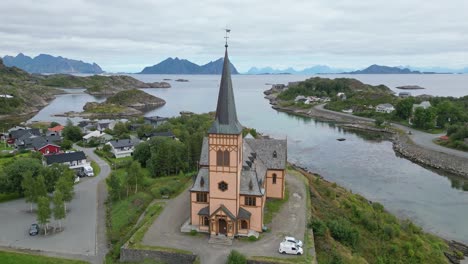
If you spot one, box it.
[224,28,231,47]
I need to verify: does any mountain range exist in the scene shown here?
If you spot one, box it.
[140,57,239,74]
[246,65,349,74]
[2,53,104,74]
[344,64,422,74]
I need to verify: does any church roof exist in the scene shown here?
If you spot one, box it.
[238,207,252,220]
[244,138,287,170]
[190,167,209,192]
[208,47,242,135]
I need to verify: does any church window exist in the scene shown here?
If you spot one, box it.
[245,196,256,206]
[216,150,230,166]
[218,181,228,192]
[196,192,208,203]
[203,216,209,226]
[273,173,277,184]
[241,220,249,229]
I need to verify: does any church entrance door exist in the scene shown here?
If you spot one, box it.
[218,219,227,235]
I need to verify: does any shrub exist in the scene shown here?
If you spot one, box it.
[248,235,257,241]
[372,202,384,212]
[227,250,247,264]
[383,224,396,240]
[190,229,197,236]
[327,218,360,248]
[309,218,327,236]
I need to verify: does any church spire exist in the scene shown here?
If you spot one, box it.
[209,30,242,135]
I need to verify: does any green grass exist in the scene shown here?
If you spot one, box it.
[91,161,101,176]
[0,144,13,151]
[264,189,289,224]
[128,202,164,246]
[84,103,127,114]
[0,250,88,264]
[303,170,449,264]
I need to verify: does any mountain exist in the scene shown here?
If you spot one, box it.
[246,65,348,74]
[345,65,421,74]
[2,53,104,74]
[140,57,239,74]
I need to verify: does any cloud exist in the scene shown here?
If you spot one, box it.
[1,0,467,72]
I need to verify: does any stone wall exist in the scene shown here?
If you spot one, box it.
[120,245,197,264]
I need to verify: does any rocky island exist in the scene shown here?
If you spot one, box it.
[59,89,166,118]
[396,85,425,90]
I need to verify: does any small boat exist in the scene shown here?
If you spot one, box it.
[337,138,346,141]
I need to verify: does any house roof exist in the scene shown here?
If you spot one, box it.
[238,207,251,220]
[208,47,243,135]
[48,125,64,132]
[10,128,40,139]
[376,103,394,109]
[210,205,236,220]
[45,151,86,165]
[108,139,139,149]
[83,130,110,140]
[240,170,263,196]
[190,167,209,192]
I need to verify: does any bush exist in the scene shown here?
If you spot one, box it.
[190,229,197,236]
[226,250,247,264]
[309,218,327,236]
[327,218,360,248]
[248,235,257,241]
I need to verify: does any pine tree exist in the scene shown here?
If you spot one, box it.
[21,172,36,212]
[37,196,51,235]
[52,191,66,231]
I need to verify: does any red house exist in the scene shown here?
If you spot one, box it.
[36,143,61,155]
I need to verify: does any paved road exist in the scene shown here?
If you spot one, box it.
[142,172,307,264]
[314,104,468,159]
[0,146,110,264]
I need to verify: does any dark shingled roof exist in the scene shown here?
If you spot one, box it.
[210,205,236,220]
[198,206,209,216]
[244,138,287,170]
[238,207,251,220]
[45,151,86,165]
[190,167,209,192]
[10,128,40,139]
[108,139,140,149]
[199,137,209,166]
[208,47,242,135]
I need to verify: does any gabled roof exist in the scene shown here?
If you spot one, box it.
[208,47,242,135]
[210,205,236,220]
[10,128,40,139]
[108,139,139,149]
[244,138,287,170]
[45,151,86,165]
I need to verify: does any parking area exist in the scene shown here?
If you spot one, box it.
[0,147,110,261]
[142,172,308,264]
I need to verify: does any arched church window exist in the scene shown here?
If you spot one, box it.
[273,173,277,184]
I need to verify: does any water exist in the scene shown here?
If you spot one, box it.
[29,74,468,243]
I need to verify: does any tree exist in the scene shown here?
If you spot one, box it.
[37,196,51,235]
[21,172,36,212]
[113,122,129,138]
[52,190,66,231]
[0,158,42,194]
[62,120,83,142]
[34,175,47,201]
[133,141,151,167]
[40,164,71,193]
[395,98,415,120]
[60,139,73,150]
[106,172,121,201]
[55,173,74,213]
[375,117,385,127]
[413,107,436,130]
[136,124,155,138]
[127,161,143,193]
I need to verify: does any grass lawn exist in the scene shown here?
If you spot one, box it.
[0,250,88,264]
[0,143,14,151]
[263,188,289,224]
[91,160,101,176]
[0,192,21,203]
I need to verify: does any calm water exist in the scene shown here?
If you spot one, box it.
[29,74,468,243]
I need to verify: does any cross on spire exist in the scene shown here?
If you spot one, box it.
[224,28,231,48]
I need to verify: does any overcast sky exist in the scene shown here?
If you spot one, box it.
[1,0,467,72]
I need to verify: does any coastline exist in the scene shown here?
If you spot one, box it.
[265,91,468,179]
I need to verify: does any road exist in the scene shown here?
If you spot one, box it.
[314,104,468,159]
[142,172,307,264]
[0,146,110,264]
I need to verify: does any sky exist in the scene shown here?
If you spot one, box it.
[1,0,467,73]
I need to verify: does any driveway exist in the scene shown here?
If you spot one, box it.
[142,172,307,264]
[0,146,110,263]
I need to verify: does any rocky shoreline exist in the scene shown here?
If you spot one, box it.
[265,89,468,179]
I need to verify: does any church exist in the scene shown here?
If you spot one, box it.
[189,42,287,238]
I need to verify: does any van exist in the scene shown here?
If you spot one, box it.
[278,241,303,255]
[83,165,94,177]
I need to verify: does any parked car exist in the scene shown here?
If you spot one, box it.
[283,236,303,247]
[29,223,39,236]
[83,165,94,177]
[279,241,303,255]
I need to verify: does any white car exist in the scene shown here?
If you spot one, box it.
[283,236,303,247]
[279,241,303,255]
[83,165,94,177]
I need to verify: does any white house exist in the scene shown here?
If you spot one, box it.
[83,130,113,143]
[44,151,89,170]
[106,139,140,158]
[412,101,431,111]
[376,103,395,114]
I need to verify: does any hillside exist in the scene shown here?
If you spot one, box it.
[277,77,392,101]
[0,58,61,116]
[345,65,421,74]
[82,89,166,117]
[38,74,170,95]
[3,53,104,74]
[140,57,239,74]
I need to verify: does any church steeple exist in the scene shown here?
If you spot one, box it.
[209,37,242,135]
